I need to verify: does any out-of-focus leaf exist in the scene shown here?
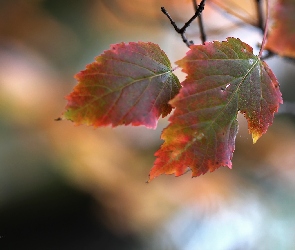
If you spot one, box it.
[62,42,180,129]
[266,0,295,58]
[149,37,282,180]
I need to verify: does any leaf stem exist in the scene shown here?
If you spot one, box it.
[258,0,269,58]
[161,0,206,47]
[193,0,206,44]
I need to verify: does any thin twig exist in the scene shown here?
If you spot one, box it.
[160,7,180,32]
[258,0,269,58]
[193,0,206,44]
[180,0,206,33]
[161,0,206,47]
[161,7,193,47]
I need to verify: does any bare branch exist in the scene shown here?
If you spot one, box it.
[161,0,206,47]
[193,0,206,44]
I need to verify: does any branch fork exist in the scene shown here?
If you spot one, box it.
[161,0,206,47]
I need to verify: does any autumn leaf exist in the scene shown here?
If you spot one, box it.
[149,37,282,181]
[266,0,295,57]
[61,42,180,128]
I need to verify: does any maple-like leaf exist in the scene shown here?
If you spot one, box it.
[61,42,180,128]
[149,37,282,181]
[266,0,295,57]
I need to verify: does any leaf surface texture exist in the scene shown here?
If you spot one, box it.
[150,38,282,180]
[63,42,180,128]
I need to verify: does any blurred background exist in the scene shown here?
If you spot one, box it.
[1,0,295,249]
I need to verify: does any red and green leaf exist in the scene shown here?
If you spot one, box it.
[266,0,295,57]
[149,37,282,181]
[62,42,181,129]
